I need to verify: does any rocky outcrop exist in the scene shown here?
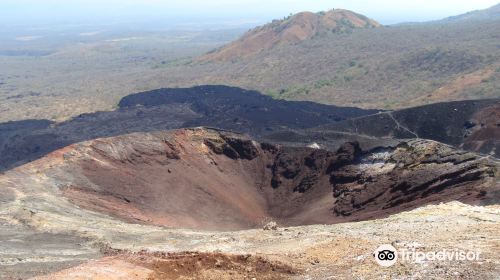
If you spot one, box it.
[330,140,498,219]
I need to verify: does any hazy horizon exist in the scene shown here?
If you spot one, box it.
[2,0,499,29]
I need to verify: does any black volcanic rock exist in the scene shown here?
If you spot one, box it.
[0,86,377,172]
[1,85,496,175]
[314,99,500,157]
[118,85,378,132]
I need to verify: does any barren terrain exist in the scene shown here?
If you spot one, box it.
[0,128,498,279]
[29,202,500,280]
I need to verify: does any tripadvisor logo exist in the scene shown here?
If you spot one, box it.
[374,244,481,267]
[374,244,398,267]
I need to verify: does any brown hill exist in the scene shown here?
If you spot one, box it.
[160,19,499,112]
[203,9,381,61]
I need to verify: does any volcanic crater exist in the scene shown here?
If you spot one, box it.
[23,127,496,232]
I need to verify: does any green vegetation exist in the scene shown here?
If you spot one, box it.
[184,19,499,110]
[0,27,245,122]
[152,58,193,69]
[401,48,484,74]
[1,17,499,122]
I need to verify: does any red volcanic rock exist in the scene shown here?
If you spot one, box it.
[31,128,496,231]
[33,251,298,280]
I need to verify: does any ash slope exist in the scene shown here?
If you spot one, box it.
[313,99,500,157]
[0,85,377,172]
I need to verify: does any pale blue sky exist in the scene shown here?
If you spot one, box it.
[2,0,499,26]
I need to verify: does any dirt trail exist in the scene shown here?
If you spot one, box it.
[386,111,419,138]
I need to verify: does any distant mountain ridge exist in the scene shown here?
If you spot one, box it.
[440,3,500,22]
[203,9,381,61]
